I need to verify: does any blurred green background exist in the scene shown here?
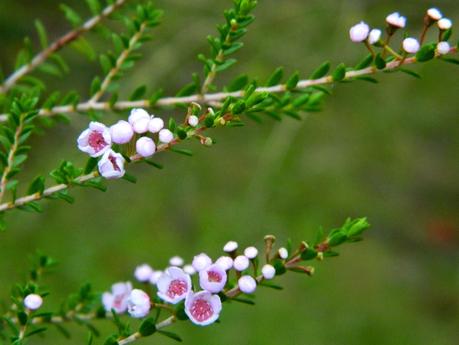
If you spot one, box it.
[0,0,458,344]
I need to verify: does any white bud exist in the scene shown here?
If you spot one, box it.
[149,271,163,285]
[386,12,406,28]
[368,29,382,45]
[187,115,199,127]
[132,117,150,134]
[24,294,43,310]
[349,21,370,42]
[233,255,250,271]
[244,246,258,259]
[192,253,212,272]
[169,256,184,267]
[438,18,452,30]
[127,289,151,318]
[223,241,238,253]
[278,247,289,259]
[158,129,174,143]
[128,108,150,125]
[427,8,442,21]
[134,264,154,282]
[261,264,276,280]
[402,37,420,54]
[183,264,196,275]
[437,41,451,55]
[215,256,233,271]
[110,120,134,144]
[148,117,164,133]
[238,275,257,294]
[135,137,156,157]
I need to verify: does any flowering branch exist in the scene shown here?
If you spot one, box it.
[0,0,128,94]
[0,45,456,123]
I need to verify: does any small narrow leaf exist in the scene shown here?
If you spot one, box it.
[310,61,330,79]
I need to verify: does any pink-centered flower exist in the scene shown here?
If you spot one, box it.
[77,122,112,157]
[199,264,227,293]
[185,291,222,326]
[98,150,126,179]
[157,267,192,304]
[102,281,132,314]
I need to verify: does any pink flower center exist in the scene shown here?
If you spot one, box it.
[167,279,187,298]
[207,270,222,283]
[113,293,127,310]
[108,154,121,171]
[88,131,107,152]
[190,298,213,322]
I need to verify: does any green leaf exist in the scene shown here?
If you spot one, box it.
[170,147,193,156]
[266,67,283,86]
[129,85,147,101]
[300,247,317,260]
[34,20,48,49]
[285,71,299,90]
[122,173,137,183]
[27,176,45,195]
[144,160,163,169]
[227,74,249,92]
[416,44,436,62]
[139,317,157,337]
[85,0,101,15]
[354,53,374,70]
[215,58,237,72]
[310,61,330,79]
[60,4,82,27]
[71,37,96,61]
[399,68,421,79]
[374,53,386,70]
[157,330,182,342]
[90,77,101,96]
[440,57,459,65]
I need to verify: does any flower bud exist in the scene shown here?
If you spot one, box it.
[183,264,196,275]
[238,275,257,294]
[24,294,43,310]
[349,21,370,42]
[386,12,406,30]
[438,18,452,30]
[215,256,233,271]
[134,264,154,283]
[127,289,151,318]
[233,255,250,271]
[278,247,289,259]
[437,41,450,55]
[223,241,238,253]
[402,37,420,54]
[136,137,156,157]
[110,120,134,144]
[188,115,199,127]
[244,246,258,259]
[149,271,163,285]
[192,253,212,272]
[169,256,184,267]
[368,29,382,45]
[426,8,442,21]
[129,108,151,134]
[148,117,164,133]
[158,129,174,144]
[98,150,126,179]
[261,264,276,280]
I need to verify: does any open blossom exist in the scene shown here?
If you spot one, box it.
[438,18,452,30]
[386,12,406,28]
[157,267,192,304]
[102,281,132,314]
[349,21,370,42]
[77,122,111,157]
[215,256,233,271]
[238,275,257,294]
[129,108,150,134]
[110,120,134,144]
[185,291,222,326]
[368,28,382,45]
[134,264,154,282]
[402,37,420,54]
[437,41,450,55]
[192,253,212,272]
[24,294,43,310]
[199,264,227,293]
[127,289,151,318]
[98,150,126,179]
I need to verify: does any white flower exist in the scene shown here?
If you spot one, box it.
[427,8,442,21]
[402,37,420,54]
[110,120,134,144]
[185,291,222,326]
[129,108,150,134]
[278,247,288,259]
[77,121,112,157]
[183,264,196,275]
[386,12,406,28]
[136,137,156,157]
[199,264,227,293]
[223,241,238,253]
[192,253,212,272]
[102,281,132,314]
[238,275,257,294]
[244,246,258,259]
[437,41,451,55]
[438,18,452,30]
[261,264,276,280]
[188,115,199,127]
[233,255,250,271]
[134,264,154,283]
[349,21,370,42]
[157,267,192,304]
[24,294,43,310]
[127,289,151,318]
[158,129,174,144]
[98,149,126,179]
[149,271,163,285]
[215,256,233,271]
[169,256,184,267]
[148,117,164,133]
[368,28,382,45]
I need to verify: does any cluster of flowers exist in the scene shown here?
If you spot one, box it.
[100,240,288,326]
[77,109,200,179]
[349,8,453,55]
